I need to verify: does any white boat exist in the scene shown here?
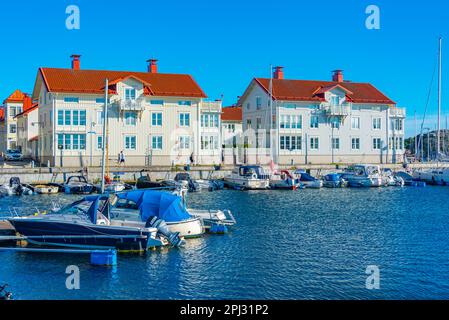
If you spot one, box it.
[413,167,449,185]
[188,208,236,228]
[110,190,205,238]
[96,181,127,193]
[224,166,270,190]
[0,177,33,196]
[33,185,60,194]
[345,165,383,188]
[382,169,405,187]
[270,170,301,190]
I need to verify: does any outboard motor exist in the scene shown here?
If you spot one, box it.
[145,216,184,247]
[9,177,23,195]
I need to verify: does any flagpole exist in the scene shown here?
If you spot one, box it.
[100,78,109,194]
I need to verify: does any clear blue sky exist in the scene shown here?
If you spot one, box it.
[0,0,448,137]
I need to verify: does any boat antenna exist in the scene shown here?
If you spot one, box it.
[437,36,443,158]
[100,78,109,194]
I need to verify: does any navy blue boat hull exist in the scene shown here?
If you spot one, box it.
[9,219,152,251]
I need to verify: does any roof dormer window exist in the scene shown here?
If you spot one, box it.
[331,95,340,106]
[125,88,136,101]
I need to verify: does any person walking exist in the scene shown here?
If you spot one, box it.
[119,151,126,166]
[190,153,194,166]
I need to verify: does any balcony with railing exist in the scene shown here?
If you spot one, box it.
[201,100,222,113]
[116,97,146,112]
[321,103,351,117]
[389,107,406,118]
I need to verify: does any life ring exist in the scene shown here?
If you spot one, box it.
[251,173,257,179]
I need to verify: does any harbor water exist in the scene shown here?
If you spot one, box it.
[1,187,449,300]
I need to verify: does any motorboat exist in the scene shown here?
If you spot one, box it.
[163,172,201,192]
[413,167,449,185]
[188,208,236,230]
[294,170,323,189]
[382,169,405,187]
[0,177,33,196]
[96,176,131,193]
[136,171,166,189]
[110,190,205,238]
[64,176,96,194]
[395,171,418,186]
[224,166,270,190]
[269,170,301,190]
[8,195,181,251]
[345,165,383,188]
[323,173,348,188]
[196,179,225,191]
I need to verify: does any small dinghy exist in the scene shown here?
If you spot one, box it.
[270,170,301,190]
[33,185,60,194]
[0,177,33,196]
[163,172,201,192]
[96,176,131,193]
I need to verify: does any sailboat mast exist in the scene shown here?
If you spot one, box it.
[269,65,273,160]
[437,36,442,157]
[100,78,109,194]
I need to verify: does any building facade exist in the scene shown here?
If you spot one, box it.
[239,68,406,165]
[15,103,39,159]
[0,90,32,153]
[221,106,243,165]
[31,55,222,167]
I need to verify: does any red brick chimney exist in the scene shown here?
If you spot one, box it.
[147,59,158,73]
[273,66,284,80]
[332,70,343,82]
[71,54,81,71]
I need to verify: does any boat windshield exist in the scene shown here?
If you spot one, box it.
[58,200,92,217]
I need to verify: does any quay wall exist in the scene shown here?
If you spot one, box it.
[0,163,439,185]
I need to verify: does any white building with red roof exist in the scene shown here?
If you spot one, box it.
[0,89,33,153]
[238,67,406,165]
[31,55,222,167]
[221,106,243,165]
[14,103,39,159]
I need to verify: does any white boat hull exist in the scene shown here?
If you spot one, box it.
[34,186,60,194]
[110,209,204,238]
[224,177,269,190]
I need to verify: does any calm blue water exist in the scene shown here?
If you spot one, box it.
[1,187,449,300]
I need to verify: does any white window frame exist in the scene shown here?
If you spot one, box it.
[124,135,137,150]
[151,135,163,150]
[351,117,360,130]
[310,137,319,150]
[351,137,361,150]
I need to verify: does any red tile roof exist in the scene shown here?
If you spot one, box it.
[222,106,242,121]
[254,78,395,105]
[39,68,207,98]
[4,89,28,103]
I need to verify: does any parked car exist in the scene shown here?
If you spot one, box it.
[4,149,23,161]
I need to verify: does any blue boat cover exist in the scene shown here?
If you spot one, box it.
[117,190,191,222]
[325,174,341,182]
